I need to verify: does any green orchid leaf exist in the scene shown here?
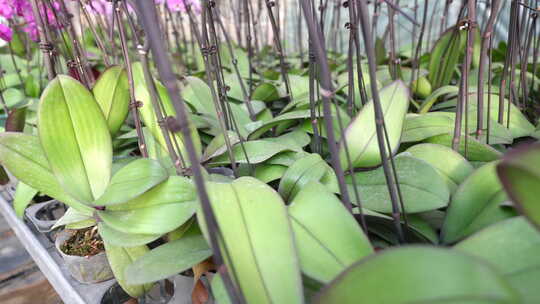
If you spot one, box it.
[455,217,540,303]
[52,207,95,230]
[403,112,513,145]
[418,85,459,113]
[315,247,519,304]
[339,81,409,170]
[98,176,196,235]
[428,27,466,89]
[497,143,540,229]
[252,164,287,183]
[252,82,281,102]
[24,74,40,98]
[98,222,161,247]
[435,93,535,139]
[289,182,373,283]
[337,68,375,108]
[92,66,130,136]
[198,177,304,304]
[13,182,37,218]
[424,133,502,162]
[264,129,311,151]
[132,62,202,164]
[202,131,240,162]
[38,75,112,203]
[0,133,92,213]
[104,242,153,298]
[346,154,450,213]
[360,209,439,244]
[181,76,215,114]
[406,143,474,192]
[279,154,338,202]
[248,110,318,140]
[402,113,455,143]
[209,139,296,166]
[125,234,212,285]
[442,162,517,244]
[104,176,195,211]
[94,158,169,207]
[99,202,196,237]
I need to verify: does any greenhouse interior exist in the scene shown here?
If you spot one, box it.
[0,0,540,303]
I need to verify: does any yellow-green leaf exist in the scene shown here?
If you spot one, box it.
[92,66,130,136]
[38,75,112,203]
[339,81,409,170]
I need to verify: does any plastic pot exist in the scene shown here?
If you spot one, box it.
[101,277,182,304]
[25,200,66,233]
[55,229,114,284]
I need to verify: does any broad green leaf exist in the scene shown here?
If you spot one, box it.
[339,81,409,170]
[442,162,517,244]
[182,76,215,114]
[0,133,92,213]
[92,66,130,136]
[125,234,212,285]
[278,154,338,202]
[209,140,296,166]
[104,242,152,298]
[404,112,513,145]
[24,74,40,98]
[455,217,540,303]
[497,143,540,229]
[248,110,318,140]
[13,182,37,218]
[424,133,502,162]
[464,93,535,139]
[181,76,254,137]
[3,88,25,108]
[252,83,280,102]
[166,217,196,241]
[455,217,540,274]
[252,164,287,183]
[263,129,311,151]
[99,202,196,236]
[202,131,240,162]
[98,222,161,247]
[359,208,440,244]
[198,177,304,304]
[98,176,197,234]
[132,62,202,164]
[406,143,474,192]
[337,67,375,108]
[346,154,450,213]
[38,75,112,203]
[402,113,455,142]
[289,182,373,283]
[52,207,95,230]
[315,247,519,304]
[418,85,459,113]
[94,158,169,207]
[437,93,535,139]
[428,27,466,89]
[507,267,540,304]
[103,176,195,211]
